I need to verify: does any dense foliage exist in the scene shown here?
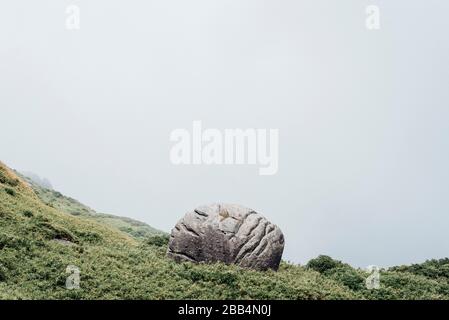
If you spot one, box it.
[1,162,449,300]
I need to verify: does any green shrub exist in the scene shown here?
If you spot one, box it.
[4,188,15,196]
[0,170,19,187]
[306,255,344,274]
[31,217,76,242]
[144,234,170,247]
[52,191,63,198]
[22,210,34,218]
[326,267,365,291]
[390,259,449,281]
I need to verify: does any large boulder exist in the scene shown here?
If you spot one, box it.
[167,204,284,271]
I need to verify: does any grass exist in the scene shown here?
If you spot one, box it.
[1,161,449,299]
[16,171,164,239]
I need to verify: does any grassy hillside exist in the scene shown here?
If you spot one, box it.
[16,171,164,239]
[1,161,449,300]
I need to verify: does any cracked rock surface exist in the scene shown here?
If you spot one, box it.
[167,204,284,271]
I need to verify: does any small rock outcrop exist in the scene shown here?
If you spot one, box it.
[167,204,284,271]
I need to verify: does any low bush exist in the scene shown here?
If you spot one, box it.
[144,234,170,247]
[306,255,344,274]
[4,188,16,196]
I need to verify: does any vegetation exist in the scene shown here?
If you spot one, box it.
[389,259,449,282]
[1,162,449,299]
[16,171,164,239]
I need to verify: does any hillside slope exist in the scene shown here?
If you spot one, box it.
[1,161,449,299]
[16,171,164,239]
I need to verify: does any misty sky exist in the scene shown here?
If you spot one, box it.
[1,0,449,267]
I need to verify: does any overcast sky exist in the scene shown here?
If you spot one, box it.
[1,0,449,267]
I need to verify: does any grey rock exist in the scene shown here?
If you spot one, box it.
[167,204,284,271]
